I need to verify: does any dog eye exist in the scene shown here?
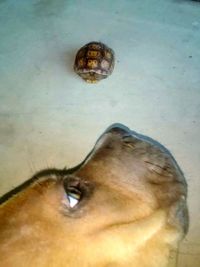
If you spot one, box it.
[66,187,81,208]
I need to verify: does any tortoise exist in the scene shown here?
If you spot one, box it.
[74,41,115,83]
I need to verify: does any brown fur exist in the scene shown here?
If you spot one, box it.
[0,125,188,267]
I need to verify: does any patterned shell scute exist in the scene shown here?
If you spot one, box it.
[74,42,115,83]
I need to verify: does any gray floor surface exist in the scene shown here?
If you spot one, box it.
[0,0,200,266]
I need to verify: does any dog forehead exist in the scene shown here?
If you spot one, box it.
[85,130,157,166]
[77,127,184,189]
[93,127,181,169]
[76,134,148,186]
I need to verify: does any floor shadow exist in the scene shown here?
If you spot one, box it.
[61,48,78,75]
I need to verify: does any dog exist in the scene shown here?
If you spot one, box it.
[0,124,188,267]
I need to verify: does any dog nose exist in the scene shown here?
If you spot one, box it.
[106,124,131,137]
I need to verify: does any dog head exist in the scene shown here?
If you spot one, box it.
[0,125,188,267]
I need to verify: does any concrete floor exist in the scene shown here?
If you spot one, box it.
[0,0,200,266]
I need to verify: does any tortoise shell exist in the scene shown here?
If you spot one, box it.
[74,42,115,83]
